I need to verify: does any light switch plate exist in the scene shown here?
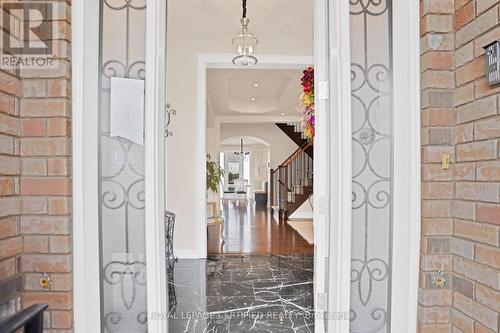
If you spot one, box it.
[318,81,329,100]
[441,153,450,170]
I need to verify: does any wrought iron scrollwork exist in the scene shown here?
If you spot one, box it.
[104,311,122,329]
[102,60,145,81]
[103,261,147,310]
[104,0,146,11]
[102,260,148,332]
[137,311,148,325]
[350,0,388,15]
[351,259,389,306]
[350,0,393,331]
[99,0,148,331]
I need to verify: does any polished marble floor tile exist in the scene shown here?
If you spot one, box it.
[168,255,314,332]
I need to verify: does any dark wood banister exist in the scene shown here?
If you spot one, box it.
[270,141,313,218]
[279,142,312,167]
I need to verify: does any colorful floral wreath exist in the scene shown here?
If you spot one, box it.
[301,66,314,142]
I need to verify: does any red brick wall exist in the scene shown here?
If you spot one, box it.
[420,0,500,332]
[0,66,22,320]
[420,1,455,331]
[0,1,73,331]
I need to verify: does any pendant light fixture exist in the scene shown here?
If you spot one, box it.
[234,138,250,157]
[232,0,258,67]
[235,138,250,168]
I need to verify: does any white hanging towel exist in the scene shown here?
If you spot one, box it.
[110,77,145,146]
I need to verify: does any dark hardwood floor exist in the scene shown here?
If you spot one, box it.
[207,202,314,255]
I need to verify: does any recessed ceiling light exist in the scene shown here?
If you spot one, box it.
[253,83,260,88]
[251,97,256,101]
[280,112,286,116]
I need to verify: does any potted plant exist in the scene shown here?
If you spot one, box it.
[206,154,224,194]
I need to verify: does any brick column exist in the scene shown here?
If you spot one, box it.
[0,67,22,319]
[419,0,455,331]
[17,0,73,331]
[451,1,500,332]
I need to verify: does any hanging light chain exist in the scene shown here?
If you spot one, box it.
[232,0,258,67]
[242,0,247,19]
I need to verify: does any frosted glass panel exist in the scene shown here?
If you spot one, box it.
[99,1,148,332]
[350,0,393,332]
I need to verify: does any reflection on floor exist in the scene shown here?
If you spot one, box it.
[207,203,314,255]
[168,255,314,333]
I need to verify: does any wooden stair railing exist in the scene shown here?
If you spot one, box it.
[270,141,313,221]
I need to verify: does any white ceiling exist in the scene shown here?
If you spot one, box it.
[220,136,270,146]
[207,68,304,117]
[168,0,314,56]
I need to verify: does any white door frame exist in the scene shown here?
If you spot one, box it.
[72,0,168,332]
[144,0,168,331]
[195,54,326,333]
[72,0,101,332]
[317,0,354,331]
[194,53,314,259]
[390,0,421,331]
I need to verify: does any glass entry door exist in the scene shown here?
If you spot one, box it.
[349,0,394,332]
[98,1,149,332]
[323,0,418,331]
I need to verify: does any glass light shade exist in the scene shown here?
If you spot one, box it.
[232,18,258,67]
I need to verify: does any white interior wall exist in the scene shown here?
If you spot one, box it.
[206,128,215,160]
[166,0,313,254]
[220,123,297,170]
[206,100,216,158]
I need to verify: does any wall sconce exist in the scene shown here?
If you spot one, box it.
[484,41,500,86]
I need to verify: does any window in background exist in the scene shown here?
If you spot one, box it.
[243,154,251,183]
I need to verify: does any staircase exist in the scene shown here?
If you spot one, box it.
[276,123,313,158]
[270,122,313,221]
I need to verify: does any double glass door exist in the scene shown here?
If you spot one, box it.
[89,1,410,332]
